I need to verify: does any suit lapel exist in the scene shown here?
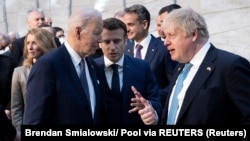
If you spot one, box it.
[86,57,100,99]
[60,46,82,88]
[145,35,158,63]
[86,58,99,90]
[162,64,184,122]
[86,57,102,119]
[122,55,131,93]
[125,41,134,57]
[121,56,133,101]
[177,45,216,122]
[60,46,92,104]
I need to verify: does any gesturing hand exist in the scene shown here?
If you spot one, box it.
[129,86,158,125]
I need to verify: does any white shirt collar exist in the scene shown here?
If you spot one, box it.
[190,41,211,67]
[64,40,82,66]
[134,34,151,50]
[104,54,124,68]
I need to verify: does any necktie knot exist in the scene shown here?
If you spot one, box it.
[135,44,143,59]
[111,64,119,71]
[183,63,192,72]
[136,44,143,50]
[111,64,120,97]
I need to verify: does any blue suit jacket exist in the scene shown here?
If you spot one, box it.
[24,45,105,125]
[160,44,250,125]
[125,35,177,106]
[94,55,162,125]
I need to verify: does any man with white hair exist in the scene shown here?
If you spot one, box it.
[24,7,105,125]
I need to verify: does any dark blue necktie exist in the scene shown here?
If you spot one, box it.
[80,59,90,103]
[135,44,143,59]
[111,64,120,97]
[167,63,192,125]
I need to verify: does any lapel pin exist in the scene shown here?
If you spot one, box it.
[152,49,155,52]
[128,49,131,52]
[178,67,181,71]
[207,67,211,71]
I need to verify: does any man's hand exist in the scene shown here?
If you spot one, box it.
[5,109,11,120]
[129,86,158,125]
[129,86,144,113]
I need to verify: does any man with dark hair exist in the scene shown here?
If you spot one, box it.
[157,4,181,40]
[95,18,161,125]
[123,4,178,106]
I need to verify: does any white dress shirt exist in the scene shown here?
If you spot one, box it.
[168,41,211,124]
[64,41,96,118]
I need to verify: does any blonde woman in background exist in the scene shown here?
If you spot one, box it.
[11,28,56,131]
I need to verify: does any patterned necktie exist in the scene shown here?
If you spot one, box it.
[111,64,120,97]
[135,44,143,59]
[167,63,192,125]
[79,59,90,103]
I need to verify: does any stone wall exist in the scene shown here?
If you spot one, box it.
[0,0,249,60]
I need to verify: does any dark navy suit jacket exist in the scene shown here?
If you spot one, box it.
[125,35,177,106]
[12,36,25,66]
[0,55,15,109]
[160,44,250,125]
[24,45,105,125]
[0,104,16,140]
[94,55,162,125]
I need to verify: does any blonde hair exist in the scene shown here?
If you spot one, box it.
[162,8,209,38]
[23,28,56,68]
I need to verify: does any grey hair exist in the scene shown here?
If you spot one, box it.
[8,32,20,39]
[162,8,209,38]
[27,8,44,14]
[27,8,44,19]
